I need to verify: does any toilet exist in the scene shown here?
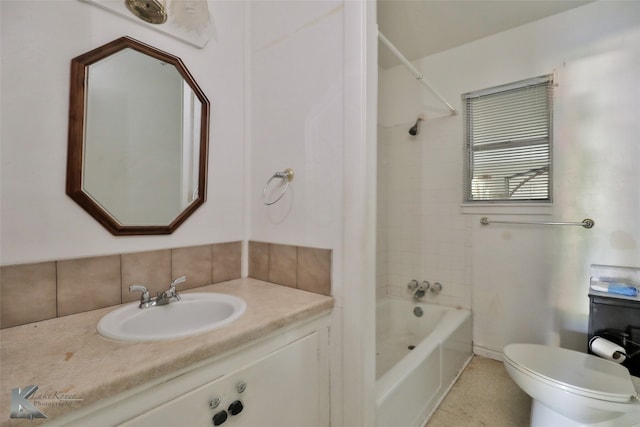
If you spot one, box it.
[504,343,640,426]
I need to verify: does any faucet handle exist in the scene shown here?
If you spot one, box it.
[129,285,150,302]
[430,282,443,293]
[165,276,186,300]
[170,276,186,288]
[407,279,419,290]
[129,284,148,294]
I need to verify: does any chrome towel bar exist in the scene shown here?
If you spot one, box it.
[480,217,595,229]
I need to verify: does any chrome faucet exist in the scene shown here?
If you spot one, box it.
[408,279,430,301]
[129,276,186,309]
[413,288,426,300]
[129,285,153,308]
[156,276,186,305]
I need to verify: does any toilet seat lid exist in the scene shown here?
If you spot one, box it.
[504,344,636,403]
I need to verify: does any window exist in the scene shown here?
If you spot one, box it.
[463,75,553,203]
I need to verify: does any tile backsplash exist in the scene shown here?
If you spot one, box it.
[1,241,333,329]
[1,242,241,329]
[248,241,332,296]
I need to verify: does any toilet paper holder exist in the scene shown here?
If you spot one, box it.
[591,330,640,361]
[589,336,627,362]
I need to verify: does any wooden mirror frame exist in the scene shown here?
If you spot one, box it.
[67,36,209,235]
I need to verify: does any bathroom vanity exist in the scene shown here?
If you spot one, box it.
[0,279,333,426]
[118,327,327,427]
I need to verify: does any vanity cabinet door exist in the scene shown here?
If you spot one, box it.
[120,331,328,427]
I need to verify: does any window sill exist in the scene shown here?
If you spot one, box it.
[460,203,553,216]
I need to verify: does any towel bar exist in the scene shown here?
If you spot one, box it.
[480,217,594,229]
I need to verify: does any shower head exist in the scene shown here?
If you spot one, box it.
[409,117,423,136]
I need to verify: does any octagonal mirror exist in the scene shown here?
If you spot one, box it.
[67,36,209,235]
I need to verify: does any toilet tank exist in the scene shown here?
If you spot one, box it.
[588,292,640,376]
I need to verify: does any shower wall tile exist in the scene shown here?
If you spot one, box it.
[379,122,470,309]
[57,255,121,316]
[121,250,172,303]
[1,262,57,328]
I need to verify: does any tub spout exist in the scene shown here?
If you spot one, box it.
[413,281,429,300]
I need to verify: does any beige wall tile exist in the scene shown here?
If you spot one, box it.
[212,242,241,283]
[1,241,332,324]
[268,244,297,288]
[121,250,171,303]
[57,255,121,317]
[248,241,269,281]
[1,262,57,328]
[297,247,332,296]
[171,245,212,290]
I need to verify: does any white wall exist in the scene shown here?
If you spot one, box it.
[247,3,347,423]
[0,0,246,264]
[376,123,389,299]
[248,1,345,252]
[378,1,640,357]
[247,2,376,425]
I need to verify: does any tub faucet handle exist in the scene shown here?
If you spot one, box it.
[407,280,419,290]
[419,281,430,291]
[431,282,443,293]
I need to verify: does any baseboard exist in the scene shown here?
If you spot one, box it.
[473,343,503,361]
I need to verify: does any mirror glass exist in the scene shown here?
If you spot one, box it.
[67,37,209,235]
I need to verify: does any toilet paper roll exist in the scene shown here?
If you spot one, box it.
[589,336,626,363]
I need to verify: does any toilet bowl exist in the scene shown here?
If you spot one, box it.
[503,343,640,427]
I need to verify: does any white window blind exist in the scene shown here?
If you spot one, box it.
[463,75,553,202]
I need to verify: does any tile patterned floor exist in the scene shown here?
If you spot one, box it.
[425,356,532,426]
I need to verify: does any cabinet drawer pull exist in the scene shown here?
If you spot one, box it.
[212,410,228,425]
[228,400,244,416]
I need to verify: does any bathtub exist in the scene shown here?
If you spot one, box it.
[376,297,472,427]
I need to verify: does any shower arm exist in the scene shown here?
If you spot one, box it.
[378,31,457,116]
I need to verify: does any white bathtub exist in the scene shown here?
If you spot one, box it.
[376,298,472,427]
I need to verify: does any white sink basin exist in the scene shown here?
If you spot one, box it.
[97,293,246,342]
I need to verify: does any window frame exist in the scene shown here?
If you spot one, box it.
[462,75,554,204]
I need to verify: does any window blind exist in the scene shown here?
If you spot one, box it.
[463,75,553,202]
